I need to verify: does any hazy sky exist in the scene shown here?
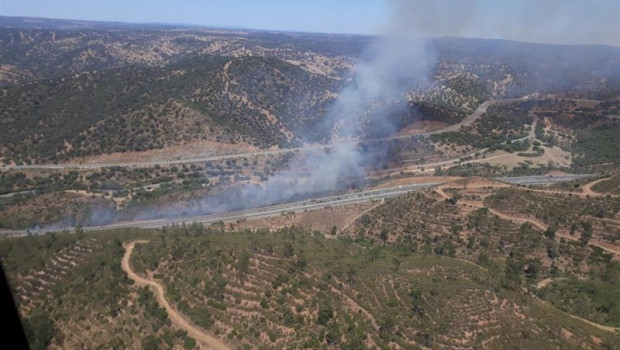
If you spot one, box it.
[1,0,619,46]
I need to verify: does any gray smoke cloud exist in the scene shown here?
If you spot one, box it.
[27,0,435,232]
[124,0,618,223]
[45,0,618,229]
[114,8,435,223]
[148,34,432,218]
[388,0,620,46]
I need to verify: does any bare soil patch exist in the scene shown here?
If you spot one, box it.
[374,176,460,189]
[75,139,262,165]
[235,202,375,232]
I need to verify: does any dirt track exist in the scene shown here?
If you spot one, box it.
[434,186,620,256]
[122,241,231,350]
[339,201,383,233]
[434,186,620,332]
[522,178,619,199]
[581,177,615,197]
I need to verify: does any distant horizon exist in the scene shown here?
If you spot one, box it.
[0,14,373,35]
[2,14,620,49]
[0,0,388,36]
[1,0,619,46]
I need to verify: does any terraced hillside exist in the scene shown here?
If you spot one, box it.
[128,230,619,349]
[345,178,620,330]
[9,237,102,314]
[482,186,620,251]
[1,219,619,349]
[0,229,189,350]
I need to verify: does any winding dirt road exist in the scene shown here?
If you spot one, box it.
[581,177,615,197]
[531,280,620,332]
[434,186,620,256]
[122,241,231,350]
[434,187,620,332]
[525,177,619,199]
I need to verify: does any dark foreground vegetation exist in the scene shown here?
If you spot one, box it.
[1,224,618,349]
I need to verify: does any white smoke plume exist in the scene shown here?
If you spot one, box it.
[62,0,619,227]
[388,0,620,46]
[151,35,432,218]
[120,9,435,222]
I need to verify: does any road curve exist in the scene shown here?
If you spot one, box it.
[434,185,619,256]
[488,208,620,256]
[122,240,232,350]
[581,177,613,196]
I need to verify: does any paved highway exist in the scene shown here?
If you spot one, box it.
[494,174,597,185]
[0,182,442,236]
[89,182,444,231]
[0,174,594,236]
